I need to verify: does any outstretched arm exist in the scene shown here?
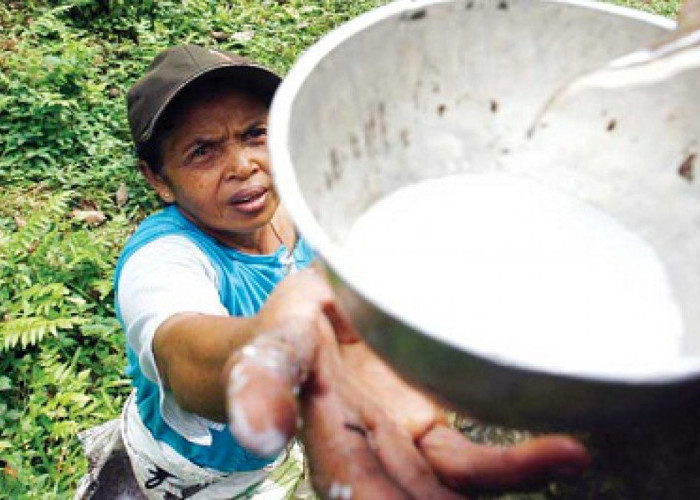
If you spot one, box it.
[151,267,335,423]
[224,269,590,498]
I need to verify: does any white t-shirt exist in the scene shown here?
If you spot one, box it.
[117,234,230,443]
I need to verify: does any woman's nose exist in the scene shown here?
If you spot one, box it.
[223,145,258,179]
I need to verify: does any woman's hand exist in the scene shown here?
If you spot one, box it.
[223,267,342,455]
[224,268,590,498]
[301,340,590,498]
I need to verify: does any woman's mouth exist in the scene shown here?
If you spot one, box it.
[229,187,269,213]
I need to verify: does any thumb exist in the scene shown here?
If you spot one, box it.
[225,332,316,457]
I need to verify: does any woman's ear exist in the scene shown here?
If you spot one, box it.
[138,160,175,204]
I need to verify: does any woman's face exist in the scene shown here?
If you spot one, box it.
[153,88,279,248]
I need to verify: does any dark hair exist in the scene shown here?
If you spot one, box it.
[135,135,166,173]
[134,76,272,173]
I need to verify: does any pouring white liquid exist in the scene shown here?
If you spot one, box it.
[343,174,685,377]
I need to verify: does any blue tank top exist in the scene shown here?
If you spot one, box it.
[113,205,316,472]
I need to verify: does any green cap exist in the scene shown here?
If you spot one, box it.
[127,44,281,145]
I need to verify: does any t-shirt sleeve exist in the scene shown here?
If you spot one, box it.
[117,234,228,384]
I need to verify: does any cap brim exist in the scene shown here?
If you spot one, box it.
[141,64,281,143]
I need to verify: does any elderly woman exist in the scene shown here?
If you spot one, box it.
[81,44,588,499]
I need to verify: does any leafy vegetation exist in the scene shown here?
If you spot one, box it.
[0,0,680,498]
[0,1,390,496]
[613,0,681,16]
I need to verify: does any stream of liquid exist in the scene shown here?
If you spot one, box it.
[343,174,685,377]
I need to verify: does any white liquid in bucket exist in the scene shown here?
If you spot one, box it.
[343,174,684,377]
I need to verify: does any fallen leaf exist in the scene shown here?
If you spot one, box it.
[115,183,128,207]
[3,463,17,479]
[13,216,26,228]
[71,209,106,225]
[232,30,254,42]
[1,39,17,51]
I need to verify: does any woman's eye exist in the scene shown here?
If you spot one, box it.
[244,127,267,141]
[186,143,214,163]
[192,144,209,158]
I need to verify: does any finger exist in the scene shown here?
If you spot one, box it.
[226,336,310,457]
[322,300,361,344]
[678,0,700,30]
[225,309,345,457]
[304,262,361,345]
[342,341,446,438]
[372,419,465,500]
[301,375,411,500]
[418,425,590,491]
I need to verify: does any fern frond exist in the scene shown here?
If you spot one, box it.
[50,420,81,440]
[0,316,84,351]
[1,191,72,264]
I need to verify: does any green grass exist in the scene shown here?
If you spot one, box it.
[609,0,681,17]
[0,0,680,497]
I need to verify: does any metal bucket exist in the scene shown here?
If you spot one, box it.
[269,0,700,428]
